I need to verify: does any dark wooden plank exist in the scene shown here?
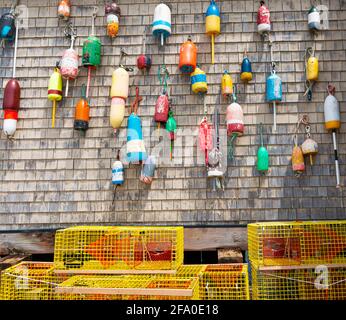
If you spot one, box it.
[0,227,248,255]
[0,232,55,256]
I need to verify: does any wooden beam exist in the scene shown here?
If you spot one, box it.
[55,286,193,297]
[54,269,177,275]
[0,227,247,255]
[184,227,247,251]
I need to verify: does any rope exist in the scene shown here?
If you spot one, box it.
[158,64,169,93]
[3,272,60,287]
[293,114,309,146]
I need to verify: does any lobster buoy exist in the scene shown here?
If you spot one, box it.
[137,54,152,71]
[308,5,320,31]
[191,66,208,94]
[152,3,171,46]
[306,53,318,82]
[266,70,282,131]
[227,102,244,136]
[240,53,252,82]
[82,36,101,68]
[206,0,220,64]
[179,36,197,74]
[154,92,170,124]
[227,89,244,160]
[127,87,147,164]
[257,1,271,35]
[257,123,269,173]
[127,114,147,163]
[112,156,124,186]
[166,110,177,160]
[2,9,20,138]
[61,48,78,81]
[3,79,20,111]
[110,67,129,100]
[74,85,89,131]
[205,0,220,64]
[105,1,120,38]
[110,97,126,130]
[324,85,340,130]
[221,70,233,98]
[58,0,71,20]
[48,67,63,128]
[140,155,156,185]
[199,117,213,165]
[0,12,15,41]
[266,71,282,102]
[301,138,318,165]
[292,145,305,176]
[324,84,341,187]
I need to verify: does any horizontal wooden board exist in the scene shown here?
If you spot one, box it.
[0,227,247,255]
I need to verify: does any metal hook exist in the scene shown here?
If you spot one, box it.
[92,6,99,18]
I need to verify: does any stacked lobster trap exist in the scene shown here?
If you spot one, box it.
[248,220,346,300]
[0,226,250,300]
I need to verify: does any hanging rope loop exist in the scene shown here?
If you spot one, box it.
[293,114,309,146]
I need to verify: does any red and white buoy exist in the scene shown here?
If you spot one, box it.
[60,23,78,97]
[3,9,20,138]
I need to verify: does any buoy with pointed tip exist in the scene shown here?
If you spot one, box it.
[179,35,197,74]
[58,0,71,20]
[152,3,171,46]
[257,1,271,35]
[240,52,252,82]
[205,0,220,64]
[48,67,63,128]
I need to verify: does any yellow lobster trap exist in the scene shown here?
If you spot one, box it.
[251,264,346,300]
[54,226,184,273]
[248,220,346,267]
[55,275,200,300]
[174,264,250,300]
[0,262,68,300]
